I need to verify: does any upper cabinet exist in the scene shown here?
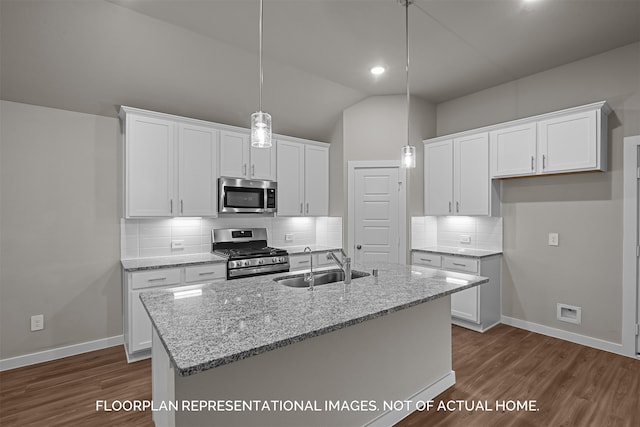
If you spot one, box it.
[424,133,492,216]
[489,102,610,179]
[121,107,218,218]
[219,130,276,181]
[276,139,329,217]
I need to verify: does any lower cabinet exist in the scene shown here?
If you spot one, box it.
[412,251,501,332]
[123,263,225,361]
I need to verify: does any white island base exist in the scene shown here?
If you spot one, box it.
[152,296,455,427]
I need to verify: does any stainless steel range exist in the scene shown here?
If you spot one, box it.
[211,228,289,279]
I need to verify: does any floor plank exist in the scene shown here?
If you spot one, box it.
[1,324,638,426]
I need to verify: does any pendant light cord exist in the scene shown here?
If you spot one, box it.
[405,0,411,148]
[259,0,264,112]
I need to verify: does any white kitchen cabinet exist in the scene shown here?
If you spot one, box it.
[412,251,501,332]
[488,102,610,178]
[125,114,175,217]
[490,122,537,178]
[289,250,342,271]
[121,107,218,218]
[123,264,225,361]
[276,139,329,217]
[424,133,492,216]
[219,130,276,181]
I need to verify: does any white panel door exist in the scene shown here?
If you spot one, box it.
[354,168,400,264]
[538,110,597,174]
[304,145,329,216]
[130,289,152,353]
[250,144,276,181]
[219,130,250,178]
[126,115,175,217]
[178,123,218,216]
[451,287,480,323]
[455,132,489,216]
[490,123,537,178]
[276,140,305,216]
[425,140,453,216]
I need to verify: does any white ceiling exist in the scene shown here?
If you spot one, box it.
[1,0,639,141]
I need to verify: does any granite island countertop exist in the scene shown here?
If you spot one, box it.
[140,261,488,377]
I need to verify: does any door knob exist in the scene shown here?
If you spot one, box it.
[356,245,362,250]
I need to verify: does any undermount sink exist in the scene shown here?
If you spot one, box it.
[274,269,370,288]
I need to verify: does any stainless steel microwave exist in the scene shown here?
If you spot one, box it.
[218,177,277,214]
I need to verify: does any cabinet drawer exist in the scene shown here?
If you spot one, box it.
[185,264,226,283]
[412,252,442,268]
[442,256,478,273]
[289,254,313,270]
[130,268,181,290]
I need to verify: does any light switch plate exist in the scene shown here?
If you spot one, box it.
[460,235,471,244]
[285,233,294,242]
[171,240,185,249]
[548,233,559,246]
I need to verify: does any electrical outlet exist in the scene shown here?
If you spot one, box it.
[31,314,44,331]
[171,240,185,249]
[285,233,294,242]
[460,235,471,244]
[548,233,559,246]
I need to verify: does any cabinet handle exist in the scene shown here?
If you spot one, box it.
[306,202,309,214]
[449,201,452,213]
[542,154,546,170]
[198,271,216,276]
[252,164,255,177]
[170,200,173,214]
[452,263,466,267]
[148,277,167,282]
[420,258,432,262]
[298,260,310,264]
[180,200,183,214]
[531,156,534,171]
[300,203,303,214]
[243,164,247,176]
[456,201,460,213]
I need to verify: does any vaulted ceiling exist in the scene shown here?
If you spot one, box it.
[2,0,639,141]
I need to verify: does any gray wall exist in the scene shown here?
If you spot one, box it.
[0,101,122,359]
[436,42,640,344]
[339,94,436,255]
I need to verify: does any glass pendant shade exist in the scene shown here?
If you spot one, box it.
[402,144,416,169]
[251,111,272,148]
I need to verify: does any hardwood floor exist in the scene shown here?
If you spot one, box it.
[398,324,640,427]
[0,325,638,426]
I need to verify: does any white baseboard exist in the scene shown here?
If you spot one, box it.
[501,316,625,357]
[364,370,456,427]
[0,335,124,372]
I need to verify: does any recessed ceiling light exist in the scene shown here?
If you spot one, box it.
[370,66,385,76]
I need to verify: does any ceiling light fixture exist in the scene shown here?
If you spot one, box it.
[370,66,386,76]
[400,0,415,169]
[251,0,272,148]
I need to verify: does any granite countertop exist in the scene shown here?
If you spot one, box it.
[279,244,342,255]
[413,246,502,259]
[140,262,488,377]
[121,253,226,271]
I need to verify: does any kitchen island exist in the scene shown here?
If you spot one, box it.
[140,261,488,427]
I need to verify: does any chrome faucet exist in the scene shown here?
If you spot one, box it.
[303,247,314,290]
[327,251,352,284]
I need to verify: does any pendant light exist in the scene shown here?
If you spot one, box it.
[251,0,272,148]
[400,0,416,168]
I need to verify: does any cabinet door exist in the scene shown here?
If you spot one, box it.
[451,287,480,324]
[490,123,537,178]
[276,140,305,216]
[538,110,597,174]
[424,140,454,216]
[178,123,218,216]
[219,130,250,178]
[454,133,489,216]
[130,289,153,352]
[250,145,276,181]
[126,115,175,217]
[304,145,329,216]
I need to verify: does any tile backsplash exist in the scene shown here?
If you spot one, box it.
[121,216,343,259]
[411,216,503,251]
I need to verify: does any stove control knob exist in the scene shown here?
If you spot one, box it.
[243,261,250,267]
[279,257,285,263]
[272,257,278,263]
[258,259,264,265]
